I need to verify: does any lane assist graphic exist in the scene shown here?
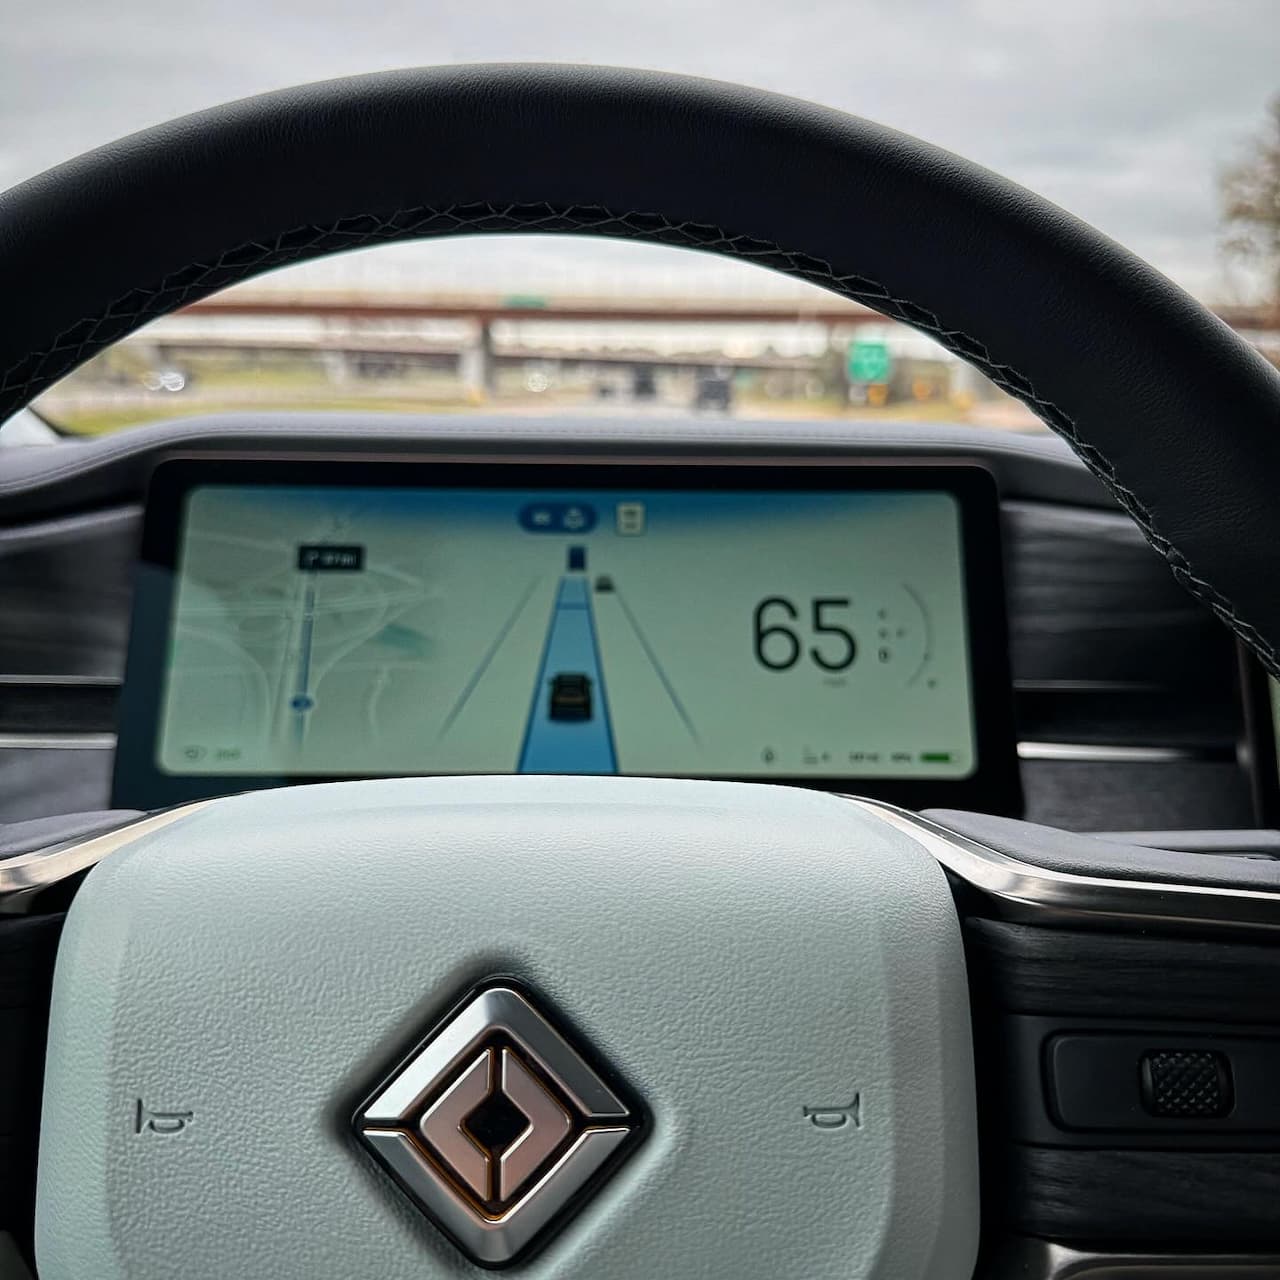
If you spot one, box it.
[518,576,617,773]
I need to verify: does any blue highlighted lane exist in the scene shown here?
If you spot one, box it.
[518,577,617,773]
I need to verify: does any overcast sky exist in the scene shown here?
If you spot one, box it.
[3,0,1278,301]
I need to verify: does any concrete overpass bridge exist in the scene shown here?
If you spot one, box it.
[179,292,1278,331]
[167,292,1278,396]
[159,292,878,395]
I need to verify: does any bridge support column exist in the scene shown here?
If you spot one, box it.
[321,349,354,384]
[459,319,495,401]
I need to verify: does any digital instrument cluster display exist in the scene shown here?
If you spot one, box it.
[113,457,1021,812]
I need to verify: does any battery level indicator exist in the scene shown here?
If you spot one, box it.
[920,751,954,764]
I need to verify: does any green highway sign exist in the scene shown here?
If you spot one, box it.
[847,339,892,383]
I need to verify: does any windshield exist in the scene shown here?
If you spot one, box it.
[5,1,1278,438]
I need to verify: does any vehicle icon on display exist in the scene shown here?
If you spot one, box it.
[548,672,593,721]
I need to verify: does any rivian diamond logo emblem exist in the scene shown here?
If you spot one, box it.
[354,983,644,1267]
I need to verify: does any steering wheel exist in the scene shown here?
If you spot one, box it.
[5,65,1280,1280]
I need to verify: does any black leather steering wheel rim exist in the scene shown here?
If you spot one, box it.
[2,63,1278,672]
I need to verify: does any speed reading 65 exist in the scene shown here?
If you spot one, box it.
[753,597,857,672]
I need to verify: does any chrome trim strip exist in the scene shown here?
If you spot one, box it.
[1013,679,1162,692]
[0,801,210,898]
[0,732,116,750]
[991,1236,1280,1278]
[1016,741,1202,763]
[849,797,1280,934]
[0,675,121,688]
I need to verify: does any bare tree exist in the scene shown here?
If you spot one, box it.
[1220,95,1280,313]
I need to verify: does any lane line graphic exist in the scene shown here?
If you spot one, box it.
[438,576,542,737]
[612,589,699,743]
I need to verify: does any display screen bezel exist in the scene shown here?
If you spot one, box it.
[112,453,1023,814]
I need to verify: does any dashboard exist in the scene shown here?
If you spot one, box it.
[112,456,1021,813]
[0,415,1259,834]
